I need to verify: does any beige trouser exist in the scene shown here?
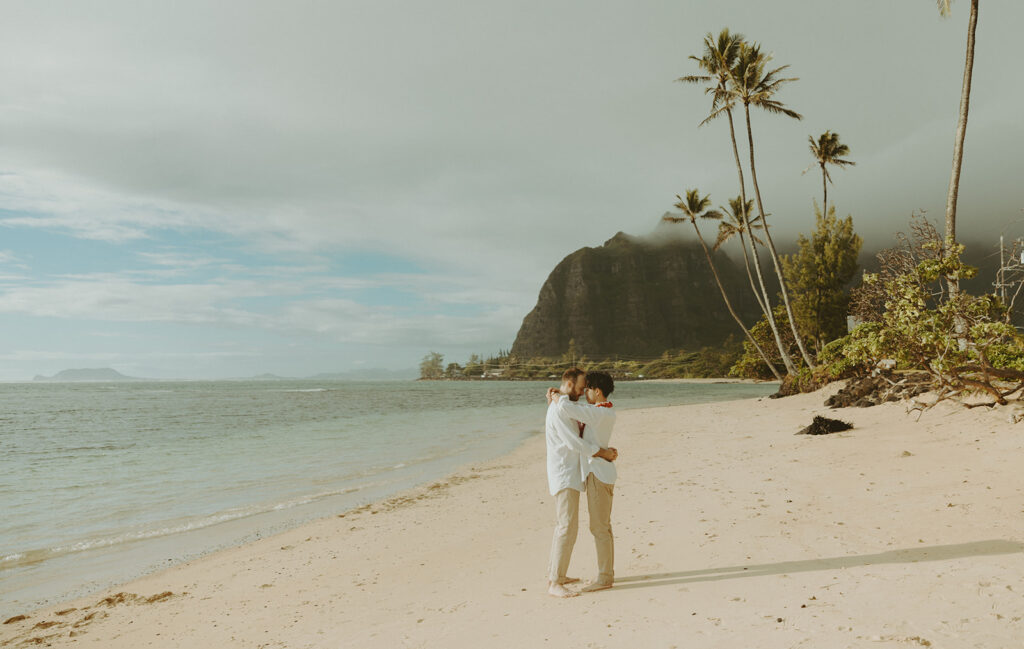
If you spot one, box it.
[547,488,580,584]
[586,473,614,585]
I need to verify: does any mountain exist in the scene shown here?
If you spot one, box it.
[510,231,767,360]
[33,368,142,382]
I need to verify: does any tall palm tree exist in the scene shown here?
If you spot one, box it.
[679,30,798,375]
[937,0,980,306]
[663,190,783,380]
[723,42,816,370]
[715,196,768,317]
[804,131,854,216]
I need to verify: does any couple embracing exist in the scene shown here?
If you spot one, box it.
[544,367,618,598]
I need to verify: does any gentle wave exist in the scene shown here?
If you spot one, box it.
[0,483,376,572]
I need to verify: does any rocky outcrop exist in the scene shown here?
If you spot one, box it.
[510,231,766,360]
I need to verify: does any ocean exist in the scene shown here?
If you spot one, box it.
[0,379,777,616]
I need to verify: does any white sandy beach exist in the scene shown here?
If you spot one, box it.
[4,385,1024,648]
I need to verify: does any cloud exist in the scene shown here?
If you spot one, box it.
[0,269,525,350]
[0,349,259,362]
[0,0,1021,377]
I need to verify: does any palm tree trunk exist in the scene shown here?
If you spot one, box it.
[725,105,797,374]
[691,220,783,381]
[743,103,816,370]
[737,231,768,317]
[946,0,978,352]
[726,106,768,319]
[821,163,828,217]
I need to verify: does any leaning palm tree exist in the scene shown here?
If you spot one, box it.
[679,30,798,375]
[663,190,783,380]
[804,131,854,216]
[937,0,980,307]
[715,196,768,317]
[721,42,816,370]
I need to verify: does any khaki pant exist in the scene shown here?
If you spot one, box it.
[547,477,614,586]
[547,488,580,584]
[585,473,614,585]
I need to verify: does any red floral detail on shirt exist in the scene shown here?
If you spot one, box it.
[596,402,613,408]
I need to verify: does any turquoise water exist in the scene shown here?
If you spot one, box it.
[0,379,777,615]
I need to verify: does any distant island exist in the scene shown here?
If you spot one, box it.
[33,368,143,382]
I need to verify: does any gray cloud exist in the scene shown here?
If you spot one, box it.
[0,0,1021,374]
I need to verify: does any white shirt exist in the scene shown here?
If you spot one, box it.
[556,396,617,486]
[545,397,600,495]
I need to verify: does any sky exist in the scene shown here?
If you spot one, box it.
[0,0,1021,380]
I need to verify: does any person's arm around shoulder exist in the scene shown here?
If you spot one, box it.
[555,397,614,428]
[551,394,616,462]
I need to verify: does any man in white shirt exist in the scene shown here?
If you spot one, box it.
[544,368,617,598]
[550,371,617,593]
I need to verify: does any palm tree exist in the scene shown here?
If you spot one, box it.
[722,42,816,370]
[804,131,854,216]
[937,0,980,307]
[715,196,768,317]
[663,190,783,380]
[679,30,798,375]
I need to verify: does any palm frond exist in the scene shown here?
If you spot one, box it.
[676,74,711,85]
[713,222,735,250]
[808,130,856,181]
[698,103,731,127]
[753,100,803,120]
[937,0,952,17]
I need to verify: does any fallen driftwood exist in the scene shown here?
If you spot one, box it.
[825,371,931,408]
[796,416,854,436]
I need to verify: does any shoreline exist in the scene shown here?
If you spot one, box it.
[5,387,1024,647]
[0,392,767,624]
[2,381,775,618]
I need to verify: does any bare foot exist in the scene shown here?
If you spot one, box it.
[547,582,579,598]
[580,581,612,593]
[557,577,580,585]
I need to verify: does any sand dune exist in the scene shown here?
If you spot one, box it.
[4,385,1023,648]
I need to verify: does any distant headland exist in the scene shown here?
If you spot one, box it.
[33,368,142,382]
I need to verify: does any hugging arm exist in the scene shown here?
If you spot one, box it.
[551,396,617,461]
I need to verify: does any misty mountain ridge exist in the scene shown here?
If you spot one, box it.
[511,231,765,360]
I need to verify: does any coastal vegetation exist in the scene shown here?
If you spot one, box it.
[419,344,743,381]
[821,214,1024,409]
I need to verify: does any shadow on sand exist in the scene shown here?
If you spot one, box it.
[612,539,1024,591]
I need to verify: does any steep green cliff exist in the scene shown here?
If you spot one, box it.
[510,231,765,359]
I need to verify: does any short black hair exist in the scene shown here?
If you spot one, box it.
[585,371,614,396]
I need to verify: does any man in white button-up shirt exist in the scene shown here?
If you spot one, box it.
[554,371,617,592]
[544,368,617,598]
